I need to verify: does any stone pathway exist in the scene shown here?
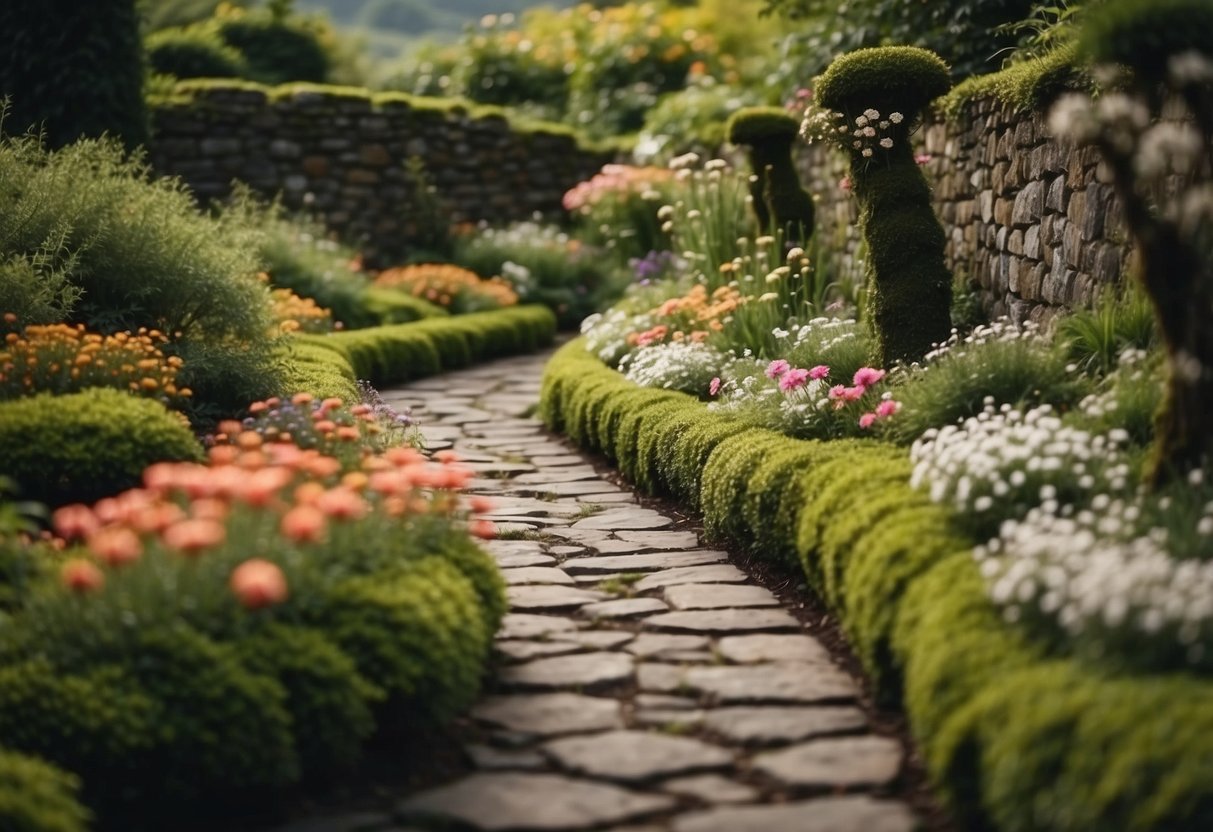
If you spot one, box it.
[287,349,917,832]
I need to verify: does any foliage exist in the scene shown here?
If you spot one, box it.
[0,0,147,150]
[941,42,1091,118]
[0,388,204,507]
[1057,282,1157,375]
[0,748,90,832]
[374,264,518,313]
[146,25,250,79]
[563,164,676,267]
[638,78,764,162]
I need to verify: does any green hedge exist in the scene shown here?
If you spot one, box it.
[540,339,1213,832]
[0,389,204,507]
[298,305,557,387]
[0,748,89,832]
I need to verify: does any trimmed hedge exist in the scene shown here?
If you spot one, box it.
[541,339,1213,832]
[298,305,557,387]
[0,389,204,507]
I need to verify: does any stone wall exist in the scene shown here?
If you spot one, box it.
[149,84,615,265]
[799,95,1130,323]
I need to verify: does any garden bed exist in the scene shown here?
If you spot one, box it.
[541,339,1213,832]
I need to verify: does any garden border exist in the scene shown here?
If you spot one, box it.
[541,339,1213,832]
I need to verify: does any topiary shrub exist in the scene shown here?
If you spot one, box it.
[0,0,147,150]
[0,748,90,832]
[727,106,815,245]
[146,27,250,79]
[813,47,954,365]
[0,389,204,507]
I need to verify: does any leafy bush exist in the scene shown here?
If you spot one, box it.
[216,11,331,85]
[0,0,146,149]
[146,26,250,79]
[0,134,282,417]
[0,389,204,506]
[0,748,90,832]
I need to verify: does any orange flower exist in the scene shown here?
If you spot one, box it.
[238,467,293,507]
[128,502,186,534]
[87,527,143,567]
[230,559,289,610]
[335,426,360,442]
[315,487,369,521]
[434,450,461,464]
[469,496,495,514]
[162,518,226,554]
[280,505,327,543]
[470,520,497,540]
[294,481,326,505]
[52,504,99,541]
[61,559,105,594]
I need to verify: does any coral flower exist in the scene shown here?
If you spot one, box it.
[809,365,830,380]
[471,519,497,540]
[470,496,495,513]
[779,368,811,392]
[386,447,424,467]
[52,504,99,541]
[859,412,878,429]
[280,505,327,543]
[315,487,369,521]
[207,445,240,466]
[128,502,186,534]
[434,450,460,464]
[88,527,143,567]
[852,367,886,387]
[294,481,326,505]
[61,559,105,594]
[230,559,289,610]
[238,467,293,508]
[764,359,790,379]
[336,426,360,442]
[162,518,226,554]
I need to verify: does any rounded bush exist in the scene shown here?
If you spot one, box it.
[0,748,90,832]
[217,17,329,85]
[726,106,801,145]
[0,389,203,506]
[146,27,249,79]
[815,46,952,121]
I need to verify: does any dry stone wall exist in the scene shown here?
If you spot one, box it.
[149,84,615,265]
[799,96,1131,324]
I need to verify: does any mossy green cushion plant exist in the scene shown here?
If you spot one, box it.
[814,47,954,365]
[0,389,204,506]
[727,106,816,245]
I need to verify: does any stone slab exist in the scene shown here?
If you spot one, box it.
[672,797,917,832]
[501,567,575,586]
[500,652,634,692]
[465,744,546,771]
[683,663,858,704]
[614,530,701,550]
[636,663,688,694]
[701,706,868,747]
[626,633,711,659]
[498,614,579,640]
[543,730,732,783]
[633,565,749,591]
[494,640,584,663]
[663,584,780,610]
[572,508,673,531]
[494,553,559,569]
[753,736,903,788]
[580,598,670,620]
[399,772,675,831]
[562,551,728,576]
[472,693,623,736]
[715,634,833,665]
[661,774,758,805]
[507,585,606,612]
[643,609,800,634]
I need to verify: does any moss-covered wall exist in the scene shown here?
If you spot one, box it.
[148,82,617,265]
[799,95,1131,325]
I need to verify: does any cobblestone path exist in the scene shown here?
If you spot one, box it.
[302,349,917,832]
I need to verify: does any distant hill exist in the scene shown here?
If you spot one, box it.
[295,0,575,39]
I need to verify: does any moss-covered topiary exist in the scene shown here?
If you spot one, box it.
[727,107,816,244]
[0,389,204,507]
[0,748,90,832]
[816,47,954,365]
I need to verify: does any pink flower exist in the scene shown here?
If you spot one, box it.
[765,359,790,379]
[839,176,852,193]
[876,399,900,418]
[779,368,811,392]
[842,386,866,402]
[852,367,886,387]
[859,413,877,429]
[709,377,722,396]
[828,384,846,400]
[809,365,830,380]
[915,154,933,165]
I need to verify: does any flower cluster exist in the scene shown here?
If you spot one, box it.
[0,320,189,405]
[265,278,335,335]
[975,473,1213,671]
[374,264,518,312]
[619,340,731,395]
[911,403,1133,538]
[562,164,674,212]
[801,105,905,158]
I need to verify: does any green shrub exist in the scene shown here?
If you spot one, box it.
[0,134,282,418]
[0,0,146,150]
[0,255,81,330]
[276,338,361,403]
[0,389,204,507]
[1081,0,1213,84]
[0,748,90,832]
[217,13,330,85]
[146,26,250,79]
[362,286,447,324]
[940,43,1090,119]
[727,106,815,244]
[1058,283,1157,376]
[700,432,790,546]
[815,47,954,365]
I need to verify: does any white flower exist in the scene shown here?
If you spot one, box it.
[879,138,893,149]
[861,148,873,158]
[889,112,903,124]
